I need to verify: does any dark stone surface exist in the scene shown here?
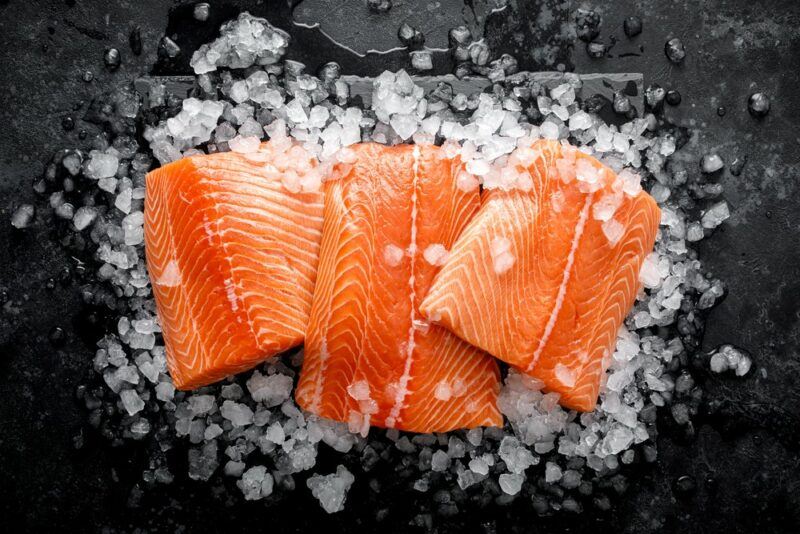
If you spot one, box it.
[0,1,798,532]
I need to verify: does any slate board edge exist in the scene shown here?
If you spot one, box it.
[134,72,644,112]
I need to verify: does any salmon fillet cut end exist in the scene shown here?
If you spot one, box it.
[420,139,661,411]
[144,143,324,390]
[295,143,502,433]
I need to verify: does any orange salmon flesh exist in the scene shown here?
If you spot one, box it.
[420,139,660,411]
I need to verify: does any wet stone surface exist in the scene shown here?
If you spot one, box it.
[0,1,799,533]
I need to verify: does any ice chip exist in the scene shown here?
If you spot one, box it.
[383,244,405,267]
[229,135,261,153]
[10,204,35,229]
[498,473,524,495]
[433,381,453,401]
[601,218,625,245]
[85,151,120,180]
[246,371,293,407]
[120,389,145,415]
[423,244,450,267]
[190,13,290,74]
[237,465,274,500]
[568,110,592,131]
[389,113,419,140]
[306,465,355,514]
[220,400,254,427]
[491,237,515,274]
[701,201,730,229]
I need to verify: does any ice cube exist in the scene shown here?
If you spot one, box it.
[568,111,592,131]
[701,201,730,229]
[554,364,576,388]
[468,457,489,475]
[229,81,250,104]
[551,83,575,106]
[431,450,450,472]
[120,389,145,415]
[72,206,97,231]
[423,244,449,267]
[433,381,452,401]
[498,436,535,474]
[638,253,662,288]
[346,380,371,401]
[389,113,419,140]
[491,237,515,274]
[11,204,35,229]
[498,473,524,495]
[155,381,175,402]
[544,462,563,483]
[85,151,120,180]
[238,465,275,500]
[601,218,624,245]
[540,121,560,140]
[229,135,261,153]
[306,465,355,514]
[701,153,724,173]
[410,50,433,71]
[220,400,254,427]
[383,244,405,267]
[189,394,216,416]
[246,370,293,407]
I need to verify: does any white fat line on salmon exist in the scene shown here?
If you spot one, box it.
[204,212,243,322]
[526,193,595,372]
[386,145,421,429]
[223,278,239,313]
[308,338,329,413]
[202,214,216,241]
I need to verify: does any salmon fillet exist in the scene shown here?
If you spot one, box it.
[295,143,502,433]
[420,139,660,411]
[144,143,324,390]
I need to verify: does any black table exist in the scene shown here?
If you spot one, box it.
[1,1,798,532]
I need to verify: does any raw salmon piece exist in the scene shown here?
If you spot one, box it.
[145,143,324,390]
[420,139,661,411]
[295,143,502,433]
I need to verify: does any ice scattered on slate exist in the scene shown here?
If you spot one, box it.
[701,201,730,229]
[190,12,290,74]
[10,204,35,229]
[709,344,752,376]
[701,153,724,173]
[247,370,293,407]
[85,151,120,180]
[145,98,224,163]
[237,465,274,500]
[307,465,355,513]
[410,50,433,71]
[73,206,98,231]
[42,11,739,517]
[120,389,145,415]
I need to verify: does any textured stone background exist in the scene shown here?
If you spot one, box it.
[0,1,798,532]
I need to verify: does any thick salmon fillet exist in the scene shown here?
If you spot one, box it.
[420,139,660,411]
[295,143,502,433]
[144,143,324,390]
